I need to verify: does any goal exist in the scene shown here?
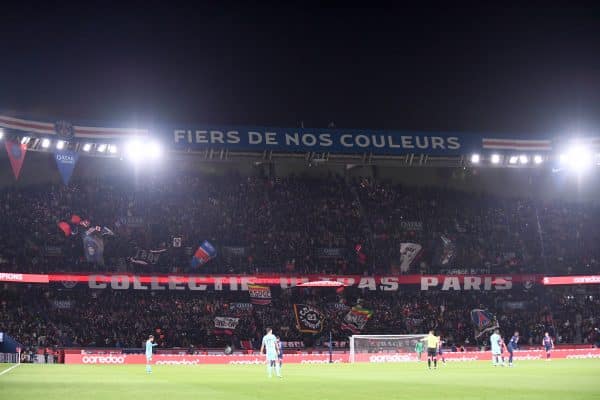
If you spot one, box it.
[348,334,428,363]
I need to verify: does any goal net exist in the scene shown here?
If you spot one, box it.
[349,334,428,363]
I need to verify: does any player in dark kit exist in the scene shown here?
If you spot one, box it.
[542,332,554,361]
[437,336,446,365]
[507,331,519,367]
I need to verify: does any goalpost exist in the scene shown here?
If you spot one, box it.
[349,334,428,363]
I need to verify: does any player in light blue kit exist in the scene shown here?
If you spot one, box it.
[145,334,158,373]
[260,327,281,378]
[490,329,504,366]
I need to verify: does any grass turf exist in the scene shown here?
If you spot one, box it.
[1,360,599,400]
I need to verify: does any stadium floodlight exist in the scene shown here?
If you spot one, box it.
[508,155,518,164]
[534,155,543,164]
[56,140,66,150]
[147,141,162,160]
[97,144,107,153]
[82,143,92,152]
[125,139,144,162]
[108,144,118,154]
[0,128,3,139]
[519,155,529,164]
[564,146,593,172]
[41,138,51,148]
[470,154,480,164]
[21,136,31,145]
[490,154,501,164]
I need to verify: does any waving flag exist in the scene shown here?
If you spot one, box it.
[54,150,79,185]
[248,284,272,305]
[470,309,499,339]
[83,233,104,265]
[293,304,325,333]
[5,141,27,180]
[191,240,217,267]
[341,306,373,333]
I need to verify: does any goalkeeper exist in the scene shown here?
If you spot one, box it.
[414,340,424,361]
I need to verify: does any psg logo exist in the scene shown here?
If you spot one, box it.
[61,281,78,289]
[55,120,74,138]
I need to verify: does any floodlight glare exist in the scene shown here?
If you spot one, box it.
[21,136,31,145]
[125,139,144,162]
[519,155,529,164]
[508,155,518,164]
[147,141,162,160]
[470,154,480,164]
[41,138,51,148]
[566,146,592,172]
[56,140,66,150]
[490,154,501,164]
[108,144,118,154]
[533,155,543,164]
[0,128,4,139]
[82,143,92,152]
[97,144,107,153]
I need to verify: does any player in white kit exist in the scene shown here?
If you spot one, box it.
[260,327,281,378]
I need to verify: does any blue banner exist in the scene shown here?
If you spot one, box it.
[171,126,481,155]
[54,150,79,185]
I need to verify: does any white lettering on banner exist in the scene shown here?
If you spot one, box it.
[357,277,376,290]
[89,275,107,289]
[133,276,148,290]
[82,275,523,291]
[248,132,262,144]
[188,277,207,291]
[421,277,438,290]
[0,273,24,281]
[463,276,481,290]
[380,277,398,291]
[82,356,125,364]
[421,276,513,291]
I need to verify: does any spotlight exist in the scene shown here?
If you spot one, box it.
[559,153,568,164]
[566,146,593,172]
[534,155,543,165]
[82,143,92,152]
[56,140,66,150]
[97,144,107,153]
[490,154,501,164]
[21,136,31,145]
[125,139,143,162]
[519,155,529,164]
[41,138,51,148]
[147,141,162,160]
[509,155,518,164]
[470,154,480,164]
[108,144,118,154]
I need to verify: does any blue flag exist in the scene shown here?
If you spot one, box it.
[470,309,499,338]
[54,150,79,185]
[191,240,217,267]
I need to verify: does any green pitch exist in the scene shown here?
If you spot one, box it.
[1,360,600,400]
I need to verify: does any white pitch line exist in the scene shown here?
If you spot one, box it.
[0,363,21,377]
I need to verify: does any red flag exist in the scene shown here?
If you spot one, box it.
[5,141,27,180]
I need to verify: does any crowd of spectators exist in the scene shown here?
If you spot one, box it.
[0,174,599,275]
[1,172,600,351]
[1,284,598,351]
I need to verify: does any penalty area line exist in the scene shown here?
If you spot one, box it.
[0,363,21,377]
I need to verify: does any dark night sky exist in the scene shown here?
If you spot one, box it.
[1,2,600,136]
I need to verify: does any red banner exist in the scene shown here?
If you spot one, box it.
[64,348,600,365]
[1,272,548,291]
[4,140,27,180]
[542,275,600,285]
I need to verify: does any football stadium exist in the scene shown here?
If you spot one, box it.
[2,4,600,400]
